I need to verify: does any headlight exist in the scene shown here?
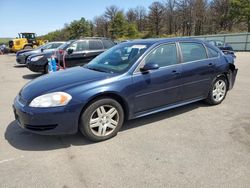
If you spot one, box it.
[30,55,44,62]
[29,92,72,107]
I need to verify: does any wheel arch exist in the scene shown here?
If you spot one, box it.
[78,92,130,127]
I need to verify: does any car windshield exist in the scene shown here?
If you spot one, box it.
[36,43,53,50]
[85,42,151,73]
[58,41,75,50]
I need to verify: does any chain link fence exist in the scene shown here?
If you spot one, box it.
[192,33,250,51]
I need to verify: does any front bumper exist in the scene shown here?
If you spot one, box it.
[26,57,48,73]
[16,55,27,64]
[13,95,82,135]
[27,63,45,73]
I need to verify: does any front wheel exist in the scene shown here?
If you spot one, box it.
[205,77,228,105]
[24,45,32,50]
[79,98,124,142]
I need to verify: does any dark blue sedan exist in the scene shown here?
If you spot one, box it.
[13,38,238,141]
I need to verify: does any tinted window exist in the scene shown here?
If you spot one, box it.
[103,40,114,49]
[207,46,219,58]
[52,43,63,48]
[179,42,207,63]
[43,43,53,50]
[68,41,88,52]
[89,40,103,50]
[144,43,177,67]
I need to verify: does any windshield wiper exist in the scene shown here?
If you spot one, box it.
[84,66,111,73]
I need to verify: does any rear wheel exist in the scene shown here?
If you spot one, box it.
[79,98,124,142]
[44,64,49,74]
[205,76,228,105]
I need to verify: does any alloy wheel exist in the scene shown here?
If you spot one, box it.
[212,79,226,102]
[89,105,119,137]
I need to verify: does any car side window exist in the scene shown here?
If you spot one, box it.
[89,40,103,50]
[179,42,207,63]
[103,40,114,49]
[68,41,88,52]
[144,43,178,68]
[43,43,53,49]
[53,43,63,48]
[207,46,219,58]
[215,41,224,47]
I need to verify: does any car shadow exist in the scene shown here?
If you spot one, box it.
[22,73,42,80]
[121,101,207,131]
[13,64,26,68]
[5,101,209,151]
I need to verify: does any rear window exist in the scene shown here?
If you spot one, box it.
[179,42,207,63]
[103,40,114,49]
[89,40,103,50]
[207,46,219,58]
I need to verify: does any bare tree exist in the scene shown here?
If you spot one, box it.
[135,6,147,32]
[164,0,176,35]
[148,1,165,36]
[105,5,120,21]
[126,8,137,23]
[94,15,109,37]
[210,0,233,32]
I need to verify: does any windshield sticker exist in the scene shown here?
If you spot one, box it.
[131,45,147,49]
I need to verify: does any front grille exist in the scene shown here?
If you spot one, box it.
[18,95,27,105]
[24,124,58,131]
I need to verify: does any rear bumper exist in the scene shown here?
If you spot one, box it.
[13,95,82,135]
[228,68,238,90]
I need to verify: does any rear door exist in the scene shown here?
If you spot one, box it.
[87,40,106,60]
[178,42,215,101]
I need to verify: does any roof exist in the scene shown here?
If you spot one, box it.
[126,37,204,45]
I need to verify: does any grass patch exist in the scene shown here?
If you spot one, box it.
[0,38,11,44]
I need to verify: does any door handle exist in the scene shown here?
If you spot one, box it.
[172,70,180,75]
[208,63,214,66]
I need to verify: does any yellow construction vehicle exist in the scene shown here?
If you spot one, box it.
[9,32,47,52]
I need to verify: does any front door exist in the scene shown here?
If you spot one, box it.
[64,40,89,67]
[132,43,182,115]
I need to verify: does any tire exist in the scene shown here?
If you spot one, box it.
[44,64,49,74]
[205,76,228,105]
[24,46,32,50]
[79,98,124,142]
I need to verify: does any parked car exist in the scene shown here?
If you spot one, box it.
[26,38,115,73]
[206,40,236,58]
[0,43,9,54]
[16,41,65,64]
[13,38,238,142]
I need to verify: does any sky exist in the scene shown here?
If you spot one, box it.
[0,0,154,38]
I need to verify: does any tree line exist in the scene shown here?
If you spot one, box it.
[43,0,250,41]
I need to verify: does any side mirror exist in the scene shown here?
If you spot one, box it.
[67,48,74,54]
[140,63,159,72]
[41,48,44,52]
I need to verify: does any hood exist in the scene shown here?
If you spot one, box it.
[20,66,111,101]
[25,49,56,57]
[17,49,33,55]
